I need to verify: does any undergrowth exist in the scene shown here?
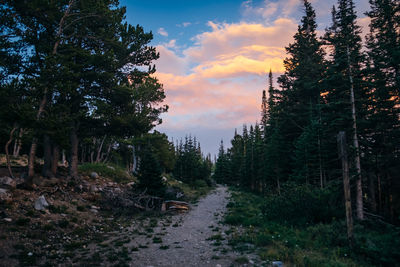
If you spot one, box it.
[225,188,400,266]
[78,163,134,183]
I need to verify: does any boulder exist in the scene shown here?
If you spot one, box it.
[272,261,283,267]
[0,176,16,188]
[165,186,185,200]
[126,182,135,187]
[34,195,49,211]
[0,188,11,201]
[90,172,99,179]
[89,185,98,193]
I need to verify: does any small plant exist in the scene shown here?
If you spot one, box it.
[58,219,69,228]
[152,237,163,243]
[235,256,249,264]
[159,245,169,250]
[77,205,86,212]
[49,205,68,214]
[15,217,30,226]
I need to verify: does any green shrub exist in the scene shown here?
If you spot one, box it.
[261,183,343,226]
[16,218,30,226]
[78,163,132,183]
[192,179,208,188]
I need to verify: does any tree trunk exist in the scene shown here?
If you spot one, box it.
[337,131,354,248]
[42,135,53,178]
[368,173,377,213]
[69,124,79,178]
[27,0,75,181]
[96,135,106,163]
[62,149,66,166]
[103,142,112,163]
[5,126,17,178]
[51,144,59,176]
[28,89,47,180]
[377,172,382,213]
[13,128,23,157]
[346,46,364,220]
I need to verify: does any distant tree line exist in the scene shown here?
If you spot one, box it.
[214,0,399,223]
[173,136,213,185]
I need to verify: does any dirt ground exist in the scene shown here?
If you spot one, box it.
[102,186,261,267]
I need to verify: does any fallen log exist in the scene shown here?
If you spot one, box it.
[162,200,189,212]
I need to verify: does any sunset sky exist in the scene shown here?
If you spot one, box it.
[120,0,370,156]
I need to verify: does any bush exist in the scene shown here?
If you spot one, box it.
[192,179,208,188]
[78,163,132,183]
[137,148,165,197]
[261,183,343,226]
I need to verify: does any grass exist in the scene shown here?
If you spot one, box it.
[152,237,163,243]
[225,188,400,266]
[166,176,214,202]
[78,162,135,183]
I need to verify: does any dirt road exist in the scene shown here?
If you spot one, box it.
[128,186,257,267]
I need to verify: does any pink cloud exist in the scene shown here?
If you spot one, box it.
[153,18,297,131]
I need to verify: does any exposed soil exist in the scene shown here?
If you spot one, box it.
[0,178,260,266]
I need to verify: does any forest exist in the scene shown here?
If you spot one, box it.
[214,0,400,265]
[0,0,212,189]
[0,0,399,266]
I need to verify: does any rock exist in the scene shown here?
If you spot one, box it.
[4,218,12,222]
[165,186,185,200]
[27,252,33,256]
[216,264,222,267]
[0,188,11,201]
[162,176,167,182]
[126,182,135,187]
[90,172,99,179]
[249,259,255,265]
[32,176,43,186]
[91,205,99,210]
[272,261,283,267]
[106,166,115,170]
[0,176,16,188]
[42,178,59,187]
[90,185,98,193]
[34,195,49,211]
[90,209,98,213]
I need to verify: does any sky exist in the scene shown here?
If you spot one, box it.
[119,0,370,157]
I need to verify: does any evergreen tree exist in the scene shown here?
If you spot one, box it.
[364,0,400,218]
[324,0,366,220]
[137,147,165,196]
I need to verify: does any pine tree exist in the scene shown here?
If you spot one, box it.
[273,0,326,187]
[324,0,366,220]
[364,0,400,218]
[137,147,165,196]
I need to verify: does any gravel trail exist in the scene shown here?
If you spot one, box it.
[128,186,252,267]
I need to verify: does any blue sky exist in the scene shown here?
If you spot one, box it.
[119,0,370,157]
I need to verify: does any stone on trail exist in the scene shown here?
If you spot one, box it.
[0,188,11,201]
[90,172,99,179]
[0,176,16,188]
[34,195,49,210]
[272,261,283,267]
